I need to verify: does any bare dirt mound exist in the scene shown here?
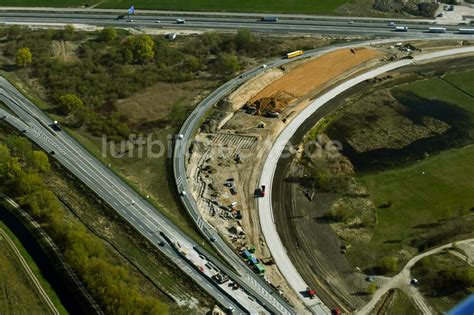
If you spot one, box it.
[248,48,382,113]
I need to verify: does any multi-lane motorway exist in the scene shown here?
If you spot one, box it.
[173,36,474,314]
[0,7,474,314]
[0,10,471,37]
[0,77,274,315]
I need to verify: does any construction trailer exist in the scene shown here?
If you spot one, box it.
[255,263,266,274]
[242,250,252,259]
[248,255,258,266]
[286,50,304,59]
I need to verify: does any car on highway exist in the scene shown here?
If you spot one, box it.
[176,18,186,24]
[210,236,217,242]
[177,134,184,139]
[158,241,165,246]
[348,20,354,24]
[260,16,278,22]
[50,120,62,131]
[387,21,396,27]
[180,191,187,196]
[155,20,161,23]
[261,64,267,68]
[127,19,134,22]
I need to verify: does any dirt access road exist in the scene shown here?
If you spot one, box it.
[357,238,474,315]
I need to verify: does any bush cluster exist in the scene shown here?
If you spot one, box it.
[0,136,167,314]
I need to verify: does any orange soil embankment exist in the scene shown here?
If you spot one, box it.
[249,48,382,105]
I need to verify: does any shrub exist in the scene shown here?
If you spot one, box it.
[15,47,32,67]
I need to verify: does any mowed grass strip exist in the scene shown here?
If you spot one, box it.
[359,145,474,247]
[0,222,67,314]
[1,0,90,6]
[443,69,474,97]
[0,225,55,315]
[375,289,420,315]
[392,77,474,113]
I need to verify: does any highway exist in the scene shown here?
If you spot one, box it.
[173,36,430,314]
[172,36,474,314]
[257,46,474,314]
[0,8,473,313]
[0,11,472,37]
[0,78,269,315]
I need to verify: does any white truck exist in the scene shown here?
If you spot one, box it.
[428,27,447,33]
[459,28,474,34]
[395,26,409,32]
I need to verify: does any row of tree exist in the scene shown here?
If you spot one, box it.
[1,26,314,139]
[0,136,167,314]
[415,254,474,297]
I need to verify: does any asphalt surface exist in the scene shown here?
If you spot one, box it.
[257,46,474,314]
[173,37,425,314]
[271,99,364,314]
[0,8,473,312]
[0,11,473,37]
[0,78,253,314]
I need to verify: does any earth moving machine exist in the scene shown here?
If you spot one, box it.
[287,50,304,59]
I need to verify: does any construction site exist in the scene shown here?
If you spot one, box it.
[185,45,393,308]
[184,38,471,311]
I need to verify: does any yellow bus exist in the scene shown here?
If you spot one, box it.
[286,50,304,59]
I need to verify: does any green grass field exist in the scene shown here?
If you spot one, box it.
[359,144,474,251]
[346,69,474,269]
[2,0,349,14]
[0,224,66,314]
[412,252,473,313]
[392,77,474,113]
[375,289,420,315]
[100,0,348,13]
[1,0,88,6]
[443,69,474,97]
